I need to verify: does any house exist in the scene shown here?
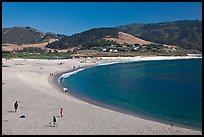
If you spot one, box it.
[133,47,139,51]
[102,48,107,52]
[109,49,113,52]
[113,49,118,53]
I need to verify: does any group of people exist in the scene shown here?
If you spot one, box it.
[13,101,64,127]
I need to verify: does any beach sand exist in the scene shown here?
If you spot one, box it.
[2,56,202,135]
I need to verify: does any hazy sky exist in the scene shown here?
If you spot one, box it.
[2,2,202,36]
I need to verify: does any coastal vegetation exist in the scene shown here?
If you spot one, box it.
[2,52,70,59]
[2,48,71,59]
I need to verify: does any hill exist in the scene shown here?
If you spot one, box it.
[2,20,202,55]
[46,20,202,52]
[116,20,202,51]
[2,26,64,45]
[46,28,120,49]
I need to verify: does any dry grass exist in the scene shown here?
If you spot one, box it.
[104,32,152,45]
[2,39,57,52]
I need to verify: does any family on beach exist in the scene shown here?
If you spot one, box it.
[13,101,64,127]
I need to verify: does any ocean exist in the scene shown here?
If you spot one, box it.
[61,58,202,129]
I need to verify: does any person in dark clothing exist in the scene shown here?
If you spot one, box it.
[14,101,18,112]
[53,116,57,127]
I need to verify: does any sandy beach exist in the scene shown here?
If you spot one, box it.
[2,56,202,135]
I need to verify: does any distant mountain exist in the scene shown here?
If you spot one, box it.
[2,20,202,53]
[116,20,202,51]
[46,28,120,49]
[46,20,202,52]
[2,26,65,45]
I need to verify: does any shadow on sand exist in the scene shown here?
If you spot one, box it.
[45,124,58,128]
[54,115,62,118]
[2,119,8,122]
[7,110,15,113]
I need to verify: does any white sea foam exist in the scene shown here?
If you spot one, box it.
[96,62,120,66]
[58,68,85,83]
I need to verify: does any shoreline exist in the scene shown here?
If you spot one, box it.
[50,57,202,131]
[2,56,202,135]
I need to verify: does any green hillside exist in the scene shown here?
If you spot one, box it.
[2,20,202,52]
[46,28,120,49]
[116,20,202,51]
[2,27,63,45]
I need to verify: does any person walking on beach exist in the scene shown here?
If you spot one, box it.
[53,116,57,127]
[60,108,63,117]
[14,101,18,112]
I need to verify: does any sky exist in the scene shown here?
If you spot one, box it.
[2,2,202,36]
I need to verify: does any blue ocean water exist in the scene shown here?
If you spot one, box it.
[62,58,202,129]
